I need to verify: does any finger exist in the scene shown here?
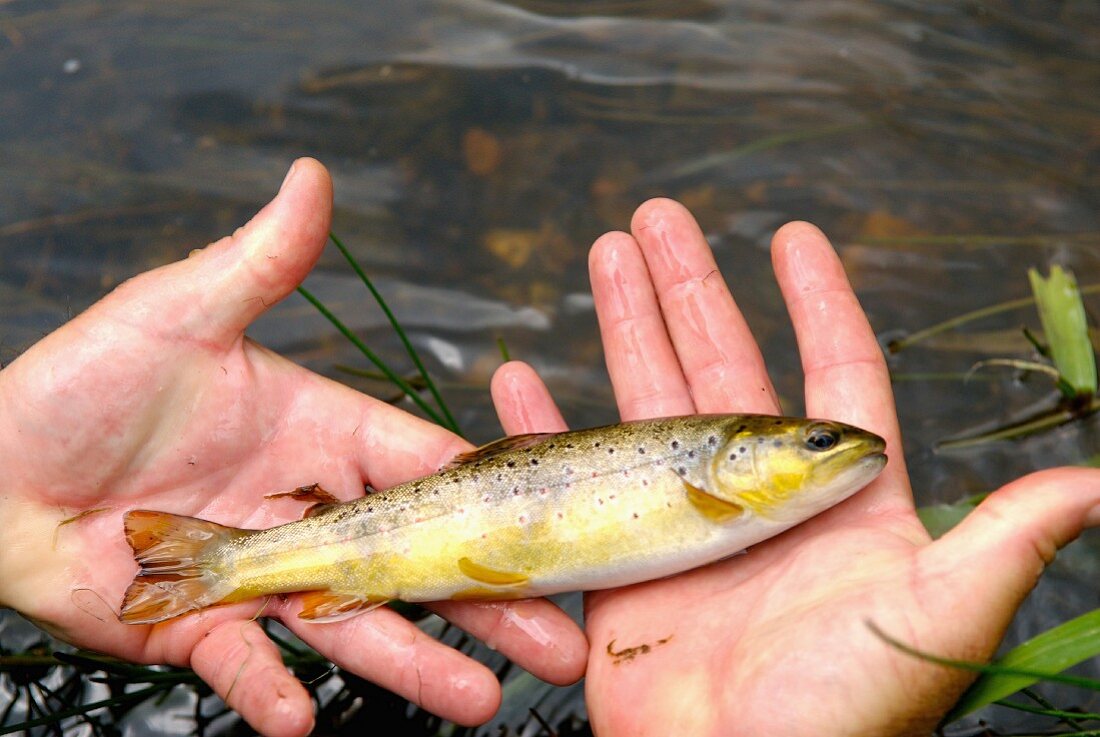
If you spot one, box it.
[771,221,913,514]
[491,361,569,435]
[429,598,587,685]
[589,230,695,420]
[923,468,1100,652]
[190,618,314,737]
[630,198,780,414]
[278,601,503,726]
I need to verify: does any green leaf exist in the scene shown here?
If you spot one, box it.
[948,607,1100,720]
[916,495,984,538]
[1028,266,1097,397]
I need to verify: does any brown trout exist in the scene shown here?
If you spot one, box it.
[120,414,886,624]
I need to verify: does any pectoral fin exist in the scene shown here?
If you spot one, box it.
[683,480,745,523]
[458,557,529,586]
[298,591,390,622]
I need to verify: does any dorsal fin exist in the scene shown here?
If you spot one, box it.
[444,433,558,469]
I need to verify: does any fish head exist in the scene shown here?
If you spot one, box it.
[708,417,887,522]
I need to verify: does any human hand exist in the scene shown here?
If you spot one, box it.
[490,199,1100,736]
[0,159,586,737]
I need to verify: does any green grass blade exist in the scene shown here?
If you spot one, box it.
[994,696,1100,724]
[328,232,460,436]
[937,395,1100,450]
[0,684,168,735]
[296,285,448,428]
[888,282,1100,354]
[947,608,1100,720]
[1029,266,1097,397]
[870,620,1100,730]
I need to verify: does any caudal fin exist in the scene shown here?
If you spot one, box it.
[120,510,247,625]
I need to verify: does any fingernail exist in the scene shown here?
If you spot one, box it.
[279,160,298,192]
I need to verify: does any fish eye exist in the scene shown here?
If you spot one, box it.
[804,424,840,452]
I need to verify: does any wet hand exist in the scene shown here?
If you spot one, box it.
[0,159,586,737]
[491,199,1100,737]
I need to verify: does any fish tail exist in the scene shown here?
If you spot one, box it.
[120,510,247,625]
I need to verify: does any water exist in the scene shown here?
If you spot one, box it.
[1,0,1098,734]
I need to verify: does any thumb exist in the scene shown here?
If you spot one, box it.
[195,157,334,338]
[926,467,1100,622]
[108,158,333,344]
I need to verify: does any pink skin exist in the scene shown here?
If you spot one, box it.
[0,159,586,737]
[491,199,1100,737]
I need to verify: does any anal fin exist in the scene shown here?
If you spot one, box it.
[298,591,390,623]
[683,480,745,523]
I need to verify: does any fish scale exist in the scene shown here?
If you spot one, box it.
[118,414,886,624]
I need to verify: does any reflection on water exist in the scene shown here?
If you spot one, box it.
[1,0,1098,734]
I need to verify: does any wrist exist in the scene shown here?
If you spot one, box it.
[0,373,71,622]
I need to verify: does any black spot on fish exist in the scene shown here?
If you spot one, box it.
[737,424,747,433]
[633,512,639,519]
[638,447,646,454]
[507,461,516,468]
[671,440,680,450]
[708,435,718,446]
[642,479,649,487]
[367,506,374,513]
[739,445,747,454]
[608,447,615,455]
[557,512,564,520]
[677,467,687,476]
[595,442,602,448]
[773,439,783,448]
[530,458,539,466]
[496,473,504,482]
[774,419,783,425]
[687,450,695,459]
[729,452,737,461]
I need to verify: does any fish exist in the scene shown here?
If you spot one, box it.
[118,414,887,625]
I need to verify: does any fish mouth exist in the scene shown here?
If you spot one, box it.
[815,440,887,489]
[863,452,888,472]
